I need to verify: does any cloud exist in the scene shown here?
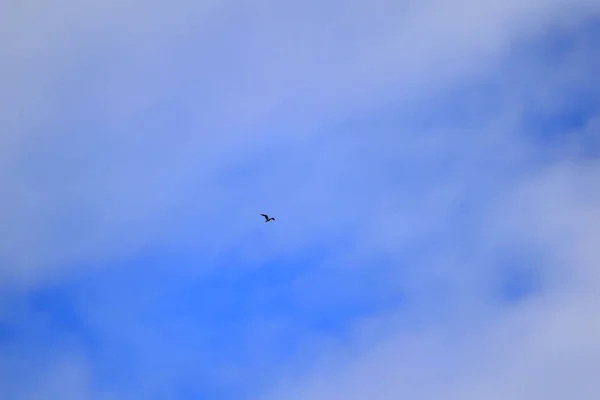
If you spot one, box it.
[2,0,598,285]
[0,0,599,399]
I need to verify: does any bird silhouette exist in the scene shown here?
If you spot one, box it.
[260,213,275,222]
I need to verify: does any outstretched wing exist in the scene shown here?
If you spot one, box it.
[260,213,269,221]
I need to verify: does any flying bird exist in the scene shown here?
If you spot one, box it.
[260,213,275,222]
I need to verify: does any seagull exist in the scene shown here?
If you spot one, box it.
[260,213,275,222]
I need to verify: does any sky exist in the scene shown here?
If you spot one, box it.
[1,0,599,399]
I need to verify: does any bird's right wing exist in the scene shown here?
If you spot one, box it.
[260,214,268,220]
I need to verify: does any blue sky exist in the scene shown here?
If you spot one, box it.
[1,0,600,399]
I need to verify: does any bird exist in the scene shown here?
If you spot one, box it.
[260,213,275,222]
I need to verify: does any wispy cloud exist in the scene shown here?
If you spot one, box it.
[0,0,599,398]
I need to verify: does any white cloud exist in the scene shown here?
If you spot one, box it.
[2,0,599,286]
[1,0,599,398]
